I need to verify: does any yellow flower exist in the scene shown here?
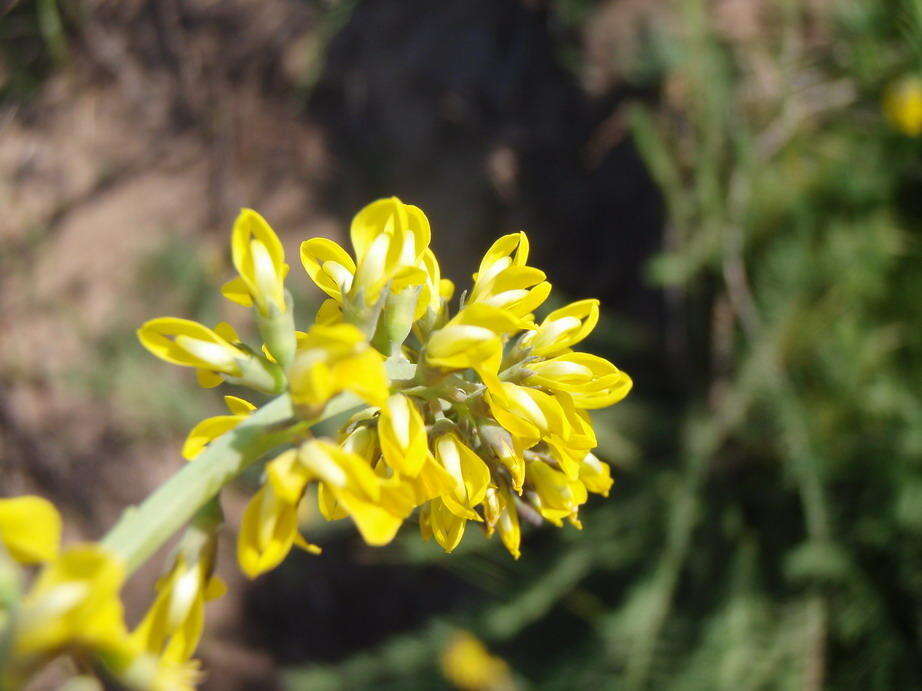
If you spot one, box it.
[300,197,430,309]
[517,299,599,357]
[417,248,455,330]
[525,352,632,409]
[288,323,390,413]
[525,460,588,527]
[238,453,321,579]
[221,209,289,316]
[131,553,226,664]
[378,393,429,477]
[432,433,490,521]
[350,197,431,265]
[884,76,922,137]
[300,439,408,546]
[181,396,255,460]
[440,630,514,691]
[469,232,550,321]
[300,237,356,303]
[138,319,282,393]
[0,496,61,564]
[16,545,128,660]
[484,382,569,449]
[483,485,521,559]
[426,304,521,395]
[478,424,525,493]
[420,497,467,553]
[578,453,614,497]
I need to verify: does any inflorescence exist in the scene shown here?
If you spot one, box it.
[0,198,631,688]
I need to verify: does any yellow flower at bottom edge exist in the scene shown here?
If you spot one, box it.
[15,545,128,660]
[440,630,514,691]
[131,554,227,665]
[0,495,61,564]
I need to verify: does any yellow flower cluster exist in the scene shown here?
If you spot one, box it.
[140,197,631,579]
[0,497,201,689]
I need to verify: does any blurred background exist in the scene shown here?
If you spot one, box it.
[1,0,921,688]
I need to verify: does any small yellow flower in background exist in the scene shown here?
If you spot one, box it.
[884,76,922,137]
[0,496,61,564]
[441,630,515,691]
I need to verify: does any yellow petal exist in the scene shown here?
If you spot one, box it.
[220,276,254,307]
[181,415,245,460]
[0,496,61,563]
[300,238,356,301]
[223,395,256,416]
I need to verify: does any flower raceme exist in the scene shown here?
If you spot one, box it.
[137,196,631,572]
[75,195,634,689]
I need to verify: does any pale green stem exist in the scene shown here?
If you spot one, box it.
[101,391,361,575]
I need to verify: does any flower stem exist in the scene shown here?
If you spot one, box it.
[101,391,361,576]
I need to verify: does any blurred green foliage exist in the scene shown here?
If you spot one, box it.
[287,1,922,689]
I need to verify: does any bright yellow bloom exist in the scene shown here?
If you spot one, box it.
[469,232,550,322]
[181,396,255,460]
[378,393,429,477]
[301,237,357,303]
[300,197,430,309]
[0,496,61,564]
[421,497,467,553]
[884,76,922,137]
[440,630,514,691]
[525,352,632,409]
[15,545,128,660]
[138,319,282,393]
[525,460,588,527]
[483,485,521,559]
[485,382,569,449]
[300,439,409,546]
[417,248,455,328]
[288,323,389,412]
[237,453,321,579]
[518,298,599,357]
[478,424,525,493]
[426,304,521,395]
[221,209,289,316]
[132,553,226,664]
[432,433,490,521]
[578,452,614,497]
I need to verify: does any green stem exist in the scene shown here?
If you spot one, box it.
[101,391,361,575]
